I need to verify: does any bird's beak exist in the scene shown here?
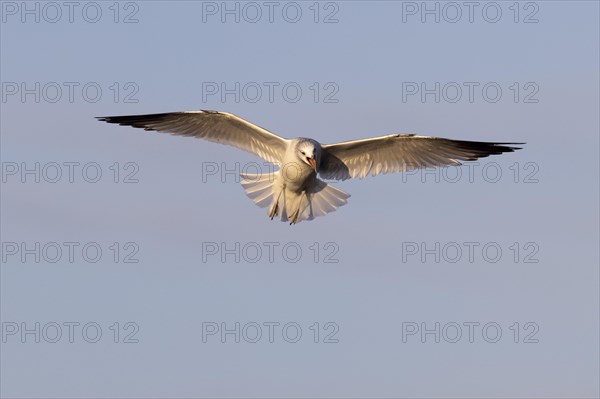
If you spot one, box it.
[308,157,318,172]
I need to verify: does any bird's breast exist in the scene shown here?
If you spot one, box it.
[279,160,314,192]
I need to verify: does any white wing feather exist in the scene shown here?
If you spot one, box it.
[97,110,289,164]
[320,134,522,180]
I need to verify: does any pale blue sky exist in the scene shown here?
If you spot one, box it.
[1,1,599,398]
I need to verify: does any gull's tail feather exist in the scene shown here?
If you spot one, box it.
[281,180,350,224]
[301,180,350,221]
[241,174,350,224]
[240,172,275,208]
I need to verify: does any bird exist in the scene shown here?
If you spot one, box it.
[96,110,523,224]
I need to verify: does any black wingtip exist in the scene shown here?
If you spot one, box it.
[96,115,126,123]
[451,140,525,159]
[493,142,525,151]
[94,112,179,131]
[492,142,526,149]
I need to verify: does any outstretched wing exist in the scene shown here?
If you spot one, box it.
[320,134,523,180]
[97,110,289,164]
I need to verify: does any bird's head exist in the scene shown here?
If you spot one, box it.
[296,139,320,173]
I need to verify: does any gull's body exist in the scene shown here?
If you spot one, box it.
[97,110,522,224]
[251,137,350,224]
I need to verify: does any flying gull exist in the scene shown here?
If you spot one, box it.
[97,110,522,224]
